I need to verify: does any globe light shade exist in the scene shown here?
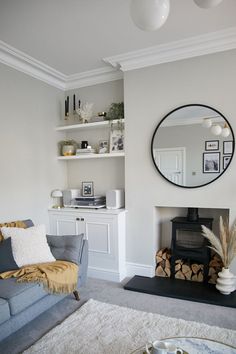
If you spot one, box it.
[193,0,223,9]
[211,124,222,136]
[221,126,231,138]
[130,0,170,31]
[202,118,212,128]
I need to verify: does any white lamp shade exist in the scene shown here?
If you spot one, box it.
[211,125,222,136]
[193,0,223,9]
[221,127,231,138]
[202,118,212,128]
[130,0,170,31]
[51,189,63,198]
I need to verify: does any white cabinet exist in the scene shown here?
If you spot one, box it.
[48,208,126,282]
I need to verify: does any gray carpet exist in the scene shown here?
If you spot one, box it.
[1,277,236,354]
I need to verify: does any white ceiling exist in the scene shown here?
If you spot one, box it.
[0,0,236,75]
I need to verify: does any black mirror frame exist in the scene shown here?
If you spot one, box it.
[151,103,235,189]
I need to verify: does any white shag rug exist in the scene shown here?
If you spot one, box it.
[24,299,236,354]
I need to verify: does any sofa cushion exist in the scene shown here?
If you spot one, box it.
[0,238,19,273]
[47,234,84,265]
[1,224,56,267]
[0,278,47,315]
[0,298,10,325]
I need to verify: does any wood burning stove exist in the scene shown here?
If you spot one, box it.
[170,215,213,283]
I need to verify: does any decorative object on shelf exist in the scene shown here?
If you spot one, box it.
[223,141,233,154]
[76,102,94,124]
[81,141,88,149]
[82,182,94,197]
[65,96,69,120]
[110,129,124,153]
[130,0,170,31]
[106,102,124,121]
[51,189,63,209]
[201,216,236,295]
[59,139,77,156]
[76,147,95,155]
[98,140,109,154]
[203,152,220,173]
[193,0,223,8]
[205,140,219,151]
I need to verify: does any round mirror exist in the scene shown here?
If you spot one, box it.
[151,104,234,188]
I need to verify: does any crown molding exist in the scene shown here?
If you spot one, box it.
[103,27,236,72]
[0,40,66,90]
[65,67,123,90]
[1,27,236,90]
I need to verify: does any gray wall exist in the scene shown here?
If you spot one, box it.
[0,63,67,227]
[124,49,236,273]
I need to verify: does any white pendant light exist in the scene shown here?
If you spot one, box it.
[193,0,223,9]
[130,0,170,31]
[221,124,231,138]
[202,118,212,128]
[211,124,222,136]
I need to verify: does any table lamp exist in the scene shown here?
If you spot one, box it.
[51,189,63,208]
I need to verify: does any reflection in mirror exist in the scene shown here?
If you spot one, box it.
[151,104,234,188]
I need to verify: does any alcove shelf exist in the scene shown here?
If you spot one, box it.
[57,152,125,160]
[56,119,124,132]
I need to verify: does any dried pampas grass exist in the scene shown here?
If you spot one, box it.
[201,216,236,268]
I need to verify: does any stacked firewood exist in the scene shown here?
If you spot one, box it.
[155,248,223,284]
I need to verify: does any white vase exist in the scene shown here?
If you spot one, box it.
[216,267,235,295]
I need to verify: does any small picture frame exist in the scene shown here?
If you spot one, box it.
[82,181,94,197]
[223,155,231,170]
[203,152,220,173]
[98,140,108,154]
[205,140,219,151]
[223,141,233,155]
[110,129,124,153]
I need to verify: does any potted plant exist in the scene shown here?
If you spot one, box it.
[202,216,236,295]
[106,102,124,121]
[59,139,77,156]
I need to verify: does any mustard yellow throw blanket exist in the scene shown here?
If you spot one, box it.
[0,260,78,294]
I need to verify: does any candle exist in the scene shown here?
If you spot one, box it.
[73,94,76,111]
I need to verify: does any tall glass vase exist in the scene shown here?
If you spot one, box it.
[216,267,235,295]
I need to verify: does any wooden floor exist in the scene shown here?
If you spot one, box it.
[124,276,236,308]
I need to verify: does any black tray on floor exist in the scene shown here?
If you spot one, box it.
[124,276,236,308]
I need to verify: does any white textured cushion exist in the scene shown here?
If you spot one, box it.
[1,224,55,267]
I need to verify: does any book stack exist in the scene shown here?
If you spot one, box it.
[76,148,96,155]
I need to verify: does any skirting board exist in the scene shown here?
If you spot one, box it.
[126,262,155,278]
[88,263,155,282]
[88,266,126,282]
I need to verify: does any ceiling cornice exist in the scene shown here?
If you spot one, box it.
[0,40,66,90]
[65,67,123,90]
[0,40,122,91]
[1,27,236,90]
[103,27,236,72]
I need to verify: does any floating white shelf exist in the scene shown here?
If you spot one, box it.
[57,152,125,160]
[56,119,124,132]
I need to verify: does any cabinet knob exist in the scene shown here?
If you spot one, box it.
[81,217,84,221]
[76,217,80,221]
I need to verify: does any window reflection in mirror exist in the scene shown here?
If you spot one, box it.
[151,104,234,188]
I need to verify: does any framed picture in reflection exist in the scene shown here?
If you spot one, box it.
[203,152,220,173]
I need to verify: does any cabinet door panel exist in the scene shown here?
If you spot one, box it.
[87,222,111,254]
